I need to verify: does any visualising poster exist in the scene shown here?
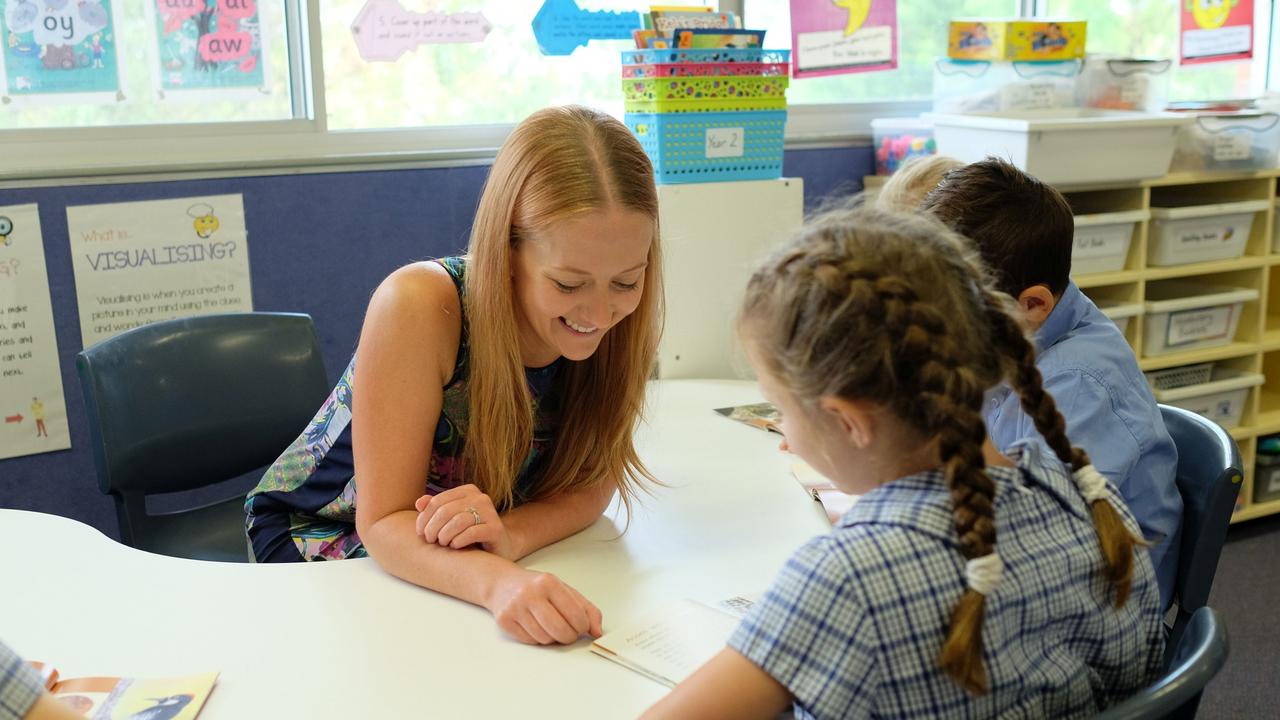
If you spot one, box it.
[1181,0,1253,65]
[789,0,897,78]
[0,0,123,102]
[0,204,73,461]
[148,0,267,97]
[66,195,253,348]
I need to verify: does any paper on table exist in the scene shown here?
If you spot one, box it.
[792,461,859,523]
[590,597,753,688]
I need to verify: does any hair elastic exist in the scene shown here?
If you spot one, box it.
[965,552,1003,596]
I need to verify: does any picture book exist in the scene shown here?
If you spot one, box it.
[650,9,739,36]
[30,662,218,720]
[679,28,765,49]
[591,596,755,687]
[712,402,781,434]
[793,461,860,523]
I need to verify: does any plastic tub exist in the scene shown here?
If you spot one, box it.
[871,118,936,175]
[1255,436,1280,503]
[1078,56,1171,112]
[1072,209,1146,274]
[1142,283,1258,356]
[1147,199,1267,266]
[928,108,1188,185]
[624,110,786,184]
[1170,113,1280,172]
[1149,367,1262,429]
[1095,299,1142,335]
[933,58,1081,113]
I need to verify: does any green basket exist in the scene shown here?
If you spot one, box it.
[621,75,788,112]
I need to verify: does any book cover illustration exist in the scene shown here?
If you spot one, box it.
[712,402,781,434]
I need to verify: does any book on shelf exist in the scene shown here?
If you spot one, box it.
[29,661,217,720]
[590,596,755,687]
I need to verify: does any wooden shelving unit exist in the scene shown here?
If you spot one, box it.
[866,168,1280,523]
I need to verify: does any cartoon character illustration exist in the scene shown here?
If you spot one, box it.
[187,203,220,239]
[123,694,194,720]
[832,0,871,37]
[0,216,12,246]
[958,23,992,49]
[1032,22,1069,52]
[90,33,104,69]
[14,76,32,90]
[31,397,46,438]
[1189,0,1237,29]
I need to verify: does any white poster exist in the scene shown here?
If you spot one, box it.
[0,204,72,460]
[67,194,253,348]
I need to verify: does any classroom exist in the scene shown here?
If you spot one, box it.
[1,1,1277,718]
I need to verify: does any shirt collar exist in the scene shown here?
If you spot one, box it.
[1035,281,1086,352]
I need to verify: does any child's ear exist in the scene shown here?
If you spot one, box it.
[818,396,875,449]
[1017,284,1057,327]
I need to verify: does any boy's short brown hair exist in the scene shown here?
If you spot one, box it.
[920,157,1074,298]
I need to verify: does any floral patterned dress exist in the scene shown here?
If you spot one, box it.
[245,257,564,561]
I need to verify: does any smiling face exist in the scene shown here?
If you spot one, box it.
[511,207,653,366]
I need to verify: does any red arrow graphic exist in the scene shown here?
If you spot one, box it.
[4,414,22,423]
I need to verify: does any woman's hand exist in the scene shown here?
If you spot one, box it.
[484,567,604,645]
[415,484,517,560]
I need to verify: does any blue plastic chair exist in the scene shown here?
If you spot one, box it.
[1094,606,1228,720]
[76,312,329,562]
[1157,404,1243,655]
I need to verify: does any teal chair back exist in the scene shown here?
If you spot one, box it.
[76,312,329,562]
[1094,606,1228,720]
[1158,404,1243,655]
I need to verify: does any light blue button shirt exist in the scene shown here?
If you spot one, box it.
[985,282,1181,610]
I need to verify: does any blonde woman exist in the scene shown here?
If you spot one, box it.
[246,106,663,645]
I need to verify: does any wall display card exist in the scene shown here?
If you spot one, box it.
[1181,0,1252,65]
[0,0,124,104]
[532,0,640,56]
[351,0,493,62]
[789,0,897,78]
[147,0,267,98]
[67,195,253,348]
[0,205,72,460]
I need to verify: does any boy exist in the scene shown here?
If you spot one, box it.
[922,157,1181,610]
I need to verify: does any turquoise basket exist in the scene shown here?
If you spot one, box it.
[625,110,787,184]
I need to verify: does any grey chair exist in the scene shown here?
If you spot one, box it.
[76,312,329,562]
[1094,606,1228,720]
[1158,404,1243,655]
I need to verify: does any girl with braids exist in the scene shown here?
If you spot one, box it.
[246,106,662,645]
[645,207,1164,719]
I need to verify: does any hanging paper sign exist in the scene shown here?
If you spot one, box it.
[789,0,897,78]
[1181,0,1252,65]
[148,0,267,97]
[532,0,640,56]
[0,0,123,103]
[351,0,493,62]
[67,195,254,349]
[0,205,73,460]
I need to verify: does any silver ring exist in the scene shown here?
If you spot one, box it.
[466,506,482,526]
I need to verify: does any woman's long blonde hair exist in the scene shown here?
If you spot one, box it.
[464,105,663,514]
[741,206,1142,695]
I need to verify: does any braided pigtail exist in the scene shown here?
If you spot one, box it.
[980,287,1142,607]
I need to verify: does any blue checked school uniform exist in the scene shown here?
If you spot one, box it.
[0,639,42,720]
[728,442,1165,720]
[985,282,1181,610]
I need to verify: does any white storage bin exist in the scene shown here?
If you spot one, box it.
[1078,56,1171,112]
[1142,283,1258,356]
[1095,299,1142,336]
[928,109,1189,185]
[1149,367,1263,429]
[1072,209,1146,274]
[933,58,1081,113]
[1147,199,1266,266]
[1170,112,1280,172]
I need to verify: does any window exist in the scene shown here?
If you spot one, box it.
[0,1,297,130]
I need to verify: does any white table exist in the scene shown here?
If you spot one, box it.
[0,380,830,719]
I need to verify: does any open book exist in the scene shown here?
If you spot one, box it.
[713,402,781,434]
[591,596,755,687]
[793,461,860,523]
[30,662,217,720]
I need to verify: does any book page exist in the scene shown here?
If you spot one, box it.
[591,599,746,687]
[792,462,859,523]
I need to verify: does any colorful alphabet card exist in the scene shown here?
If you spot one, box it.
[0,0,123,102]
[148,0,267,96]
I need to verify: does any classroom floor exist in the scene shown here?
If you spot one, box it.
[1199,513,1280,718]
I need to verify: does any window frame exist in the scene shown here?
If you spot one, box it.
[0,0,1275,181]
